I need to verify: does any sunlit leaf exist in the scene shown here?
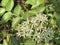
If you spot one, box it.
[26,0,44,9]
[0,12,12,24]
[6,0,14,11]
[29,5,45,14]
[24,39,36,45]
[0,8,5,16]
[1,0,9,6]
[3,39,8,45]
[13,4,21,16]
[0,44,2,45]
[49,18,56,25]
[45,42,49,45]
[22,12,29,20]
[12,17,20,28]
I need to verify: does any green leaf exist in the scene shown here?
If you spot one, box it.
[45,42,49,45]
[44,40,49,45]
[49,0,60,5]
[6,0,14,11]
[0,12,12,24]
[22,12,29,20]
[55,6,60,13]
[49,18,56,25]
[29,5,45,14]
[3,39,8,45]
[18,37,25,43]
[12,17,20,28]
[22,5,45,17]
[0,44,2,45]
[54,12,60,20]
[13,4,21,16]
[26,0,44,9]
[24,39,36,45]
[10,36,19,45]
[37,42,44,45]
[1,0,9,6]
[0,8,5,16]
[54,12,60,27]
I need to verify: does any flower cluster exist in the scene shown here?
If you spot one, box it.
[15,13,54,43]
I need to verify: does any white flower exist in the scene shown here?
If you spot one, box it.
[15,13,54,43]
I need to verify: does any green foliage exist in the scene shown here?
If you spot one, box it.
[0,8,5,16]
[0,0,60,45]
[28,5,45,14]
[3,39,8,45]
[54,12,60,27]
[6,0,14,11]
[24,39,36,45]
[26,0,44,9]
[1,0,9,7]
[10,36,19,45]
[13,4,21,16]
[12,17,21,28]
[0,12,12,25]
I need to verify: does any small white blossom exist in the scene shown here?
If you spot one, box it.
[15,13,54,43]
